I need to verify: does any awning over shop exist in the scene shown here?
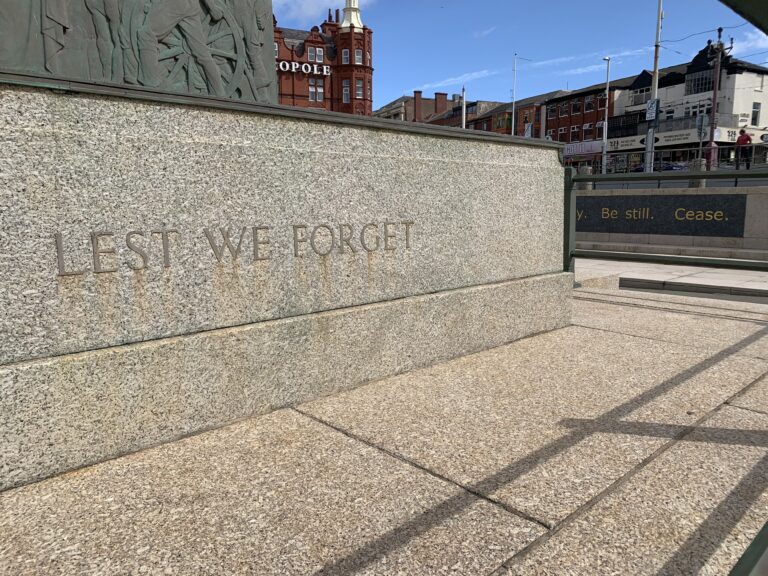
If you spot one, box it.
[720,1,768,35]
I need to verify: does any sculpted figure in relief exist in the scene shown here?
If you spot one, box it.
[84,0,122,81]
[0,0,277,103]
[229,0,273,102]
[137,0,226,96]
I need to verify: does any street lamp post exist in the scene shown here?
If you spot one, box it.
[512,53,517,136]
[461,85,467,129]
[602,56,611,175]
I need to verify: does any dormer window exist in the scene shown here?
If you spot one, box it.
[685,69,714,95]
[630,87,651,106]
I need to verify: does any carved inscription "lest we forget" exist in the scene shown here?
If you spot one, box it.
[54,221,416,277]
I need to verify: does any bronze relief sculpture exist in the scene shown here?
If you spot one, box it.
[0,0,277,104]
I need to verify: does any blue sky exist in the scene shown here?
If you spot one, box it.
[273,0,768,110]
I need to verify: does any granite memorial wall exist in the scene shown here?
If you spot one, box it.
[0,81,571,491]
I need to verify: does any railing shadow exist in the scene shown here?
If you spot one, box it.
[313,326,768,575]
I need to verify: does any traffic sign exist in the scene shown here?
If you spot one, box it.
[645,99,660,122]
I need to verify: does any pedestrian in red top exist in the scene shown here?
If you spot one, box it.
[736,129,752,170]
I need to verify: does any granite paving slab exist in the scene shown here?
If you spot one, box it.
[500,406,768,575]
[0,410,545,576]
[301,325,768,527]
[730,374,768,416]
[573,299,768,359]
[575,288,768,319]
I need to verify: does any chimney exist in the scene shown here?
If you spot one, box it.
[335,9,340,22]
[413,91,423,123]
[327,9,332,21]
[435,92,448,115]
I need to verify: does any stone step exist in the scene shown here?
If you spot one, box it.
[576,241,768,261]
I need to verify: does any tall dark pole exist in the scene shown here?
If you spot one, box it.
[644,0,663,173]
[706,28,723,171]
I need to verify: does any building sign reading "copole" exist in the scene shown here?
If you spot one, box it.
[277,61,332,76]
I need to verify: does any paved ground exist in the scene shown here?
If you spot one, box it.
[575,258,768,298]
[1,286,768,575]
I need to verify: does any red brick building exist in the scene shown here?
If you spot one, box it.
[467,91,569,137]
[274,1,373,115]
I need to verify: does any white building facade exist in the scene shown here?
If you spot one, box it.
[604,47,768,171]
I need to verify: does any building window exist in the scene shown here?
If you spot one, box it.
[559,102,568,117]
[630,87,651,106]
[367,52,371,66]
[596,120,604,139]
[685,69,714,95]
[317,78,324,102]
[558,127,567,142]
[316,47,324,62]
[368,79,371,100]
[685,102,710,118]
[584,95,595,111]
[571,99,582,114]
[342,49,349,65]
[598,92,607,110]
[583,123,593,140]
[547,106,556,119]
[274,42,278,58]
[546,129,555,140]
[356,78,364,99]
[752,102,761,126]
[309,78,316,102]
[571,125,581,142]
[308,47,316,62]
[355,49,363,65]
[342,79,350,103]
[535,107,541,123]
[666,109,674,120]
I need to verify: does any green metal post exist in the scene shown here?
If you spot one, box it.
[563,167,577,272]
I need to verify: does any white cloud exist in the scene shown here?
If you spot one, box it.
[563,63,613,76]
[273,0,374,26]
[530,55,580,68]
[474,26,497,39]
[415,69,498,90]
[611,47,653,58]
[529,46,651,69]
[732,29,768,56]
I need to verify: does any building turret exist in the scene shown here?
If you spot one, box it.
[340,0,364,29]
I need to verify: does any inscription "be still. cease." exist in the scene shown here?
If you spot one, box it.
[54,221,416,277]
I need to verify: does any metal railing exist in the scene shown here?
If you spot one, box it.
[637,114,740,134]
[567,143,768,182]
[562,167,768,272]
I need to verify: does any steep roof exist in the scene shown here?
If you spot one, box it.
[276,27,336,58]
[475,90,572,121]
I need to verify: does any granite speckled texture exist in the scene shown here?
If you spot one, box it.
[1,292,767,574]
[0,410,546,576]
[572,298,768,359]
[302,325,767,526]
[0,84,571,490]
[731,374,768,415]
[0,84,565,365]
[1,272,571,491]
[501,406,768,576]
